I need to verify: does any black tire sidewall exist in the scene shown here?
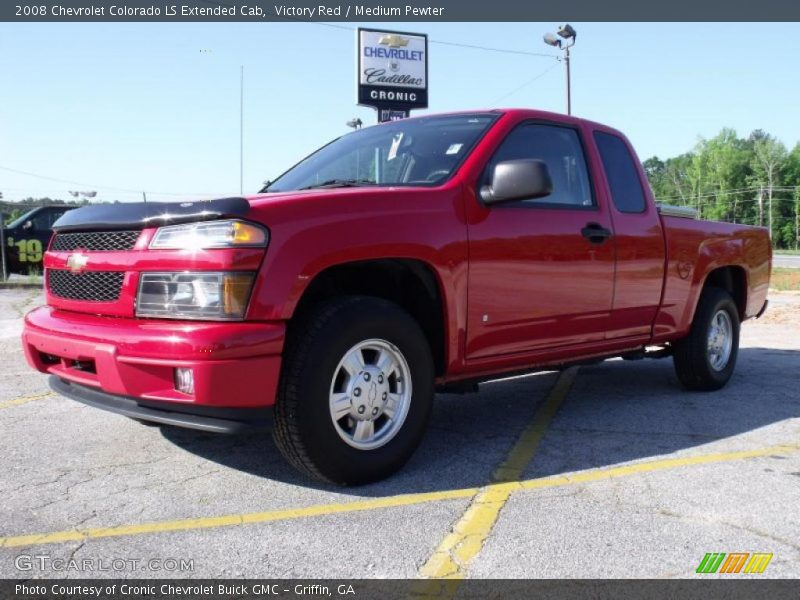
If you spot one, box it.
[678,287,740,390]
[700,292,740,385]
[283,298,434,484]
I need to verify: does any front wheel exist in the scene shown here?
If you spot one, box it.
[673,287,740,391]
[273,296,434,485]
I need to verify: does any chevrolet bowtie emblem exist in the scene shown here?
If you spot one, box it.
[66,252,89,273]
[378,34,410,49]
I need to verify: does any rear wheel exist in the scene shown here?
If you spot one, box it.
[273,296,434,485]
[673,287,740,391]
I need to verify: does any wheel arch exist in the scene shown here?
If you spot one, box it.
[701,265,748,320]
[288,258,449,377]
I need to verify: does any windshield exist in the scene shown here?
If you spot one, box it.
[265,113,498,192]
[6,208,38,229]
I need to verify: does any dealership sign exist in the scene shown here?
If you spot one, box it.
[357,28,428,121]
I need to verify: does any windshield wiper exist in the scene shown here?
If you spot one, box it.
[299,179,377,190]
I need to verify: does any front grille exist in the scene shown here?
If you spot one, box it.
[51,231,140,252]
[48,270,125,302]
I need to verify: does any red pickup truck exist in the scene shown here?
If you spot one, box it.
[22,109,771,484]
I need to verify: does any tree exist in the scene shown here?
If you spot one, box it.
[688,129,751,222]
[643,157,667,200]
[644,154,693,204]
[663,153,694,205]
[750,133,788,231]
[642,129,798,249]
[782,143,800,187]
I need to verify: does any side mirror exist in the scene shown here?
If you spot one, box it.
[22,220,33,231]
[480,159,553,205]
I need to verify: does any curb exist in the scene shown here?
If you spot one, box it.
[0,283,43,290]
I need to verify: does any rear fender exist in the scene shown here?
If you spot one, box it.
[680,238,747,335]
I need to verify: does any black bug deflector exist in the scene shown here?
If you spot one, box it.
[52,197,251,232]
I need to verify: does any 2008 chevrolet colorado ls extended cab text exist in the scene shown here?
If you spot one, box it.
[22,109,771,484]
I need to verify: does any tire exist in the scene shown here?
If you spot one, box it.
[673,286,740,391]
[273,296,434,485]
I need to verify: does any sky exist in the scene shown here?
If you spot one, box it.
[1,21,799,203]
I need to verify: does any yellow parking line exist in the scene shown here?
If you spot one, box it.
[517,443,800,492]
[0,441,796,550]
[418,367,579,580]
[0,488,478,549]
[0,391,54,410]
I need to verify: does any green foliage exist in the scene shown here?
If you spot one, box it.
[644,129,799,249]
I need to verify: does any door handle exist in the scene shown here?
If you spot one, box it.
[581,222,612,244]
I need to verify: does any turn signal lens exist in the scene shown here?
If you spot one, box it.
[222,273,255,316]
[231,221,266,245]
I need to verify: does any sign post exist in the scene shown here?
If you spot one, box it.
[357,28,428,123]
[0,212,7,281]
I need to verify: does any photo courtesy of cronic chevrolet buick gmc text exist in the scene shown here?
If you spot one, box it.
[22,109,771,485]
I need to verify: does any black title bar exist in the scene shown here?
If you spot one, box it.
[6,579,800,600]
[4,0,800,22]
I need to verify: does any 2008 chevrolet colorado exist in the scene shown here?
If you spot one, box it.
[22,109,771,484]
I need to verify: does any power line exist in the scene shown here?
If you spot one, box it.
[0,165,229,198]
[0,165,126,190]
[656,186,799,203]
[3,19,562,201]
[197,1,558,60]
[489,63,560,105]
[286,18,558,58]
[299,19,558,58]
[429,38,556,59]
[656,187,761,202]
[666,196,800,209]
[282,18,561,108]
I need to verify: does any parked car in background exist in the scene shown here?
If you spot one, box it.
[3,205,76,274]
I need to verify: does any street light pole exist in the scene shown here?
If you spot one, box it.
[543,24,577,116]
[564,45,571,116]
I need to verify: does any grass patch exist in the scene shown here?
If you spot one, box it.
[771,268,800,291]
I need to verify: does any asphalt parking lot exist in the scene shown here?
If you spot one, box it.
[1,288,798,580]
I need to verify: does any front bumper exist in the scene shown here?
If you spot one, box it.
[49,377,270,433]
[23,306,285,412]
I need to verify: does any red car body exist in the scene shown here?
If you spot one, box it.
[22,109,771,430]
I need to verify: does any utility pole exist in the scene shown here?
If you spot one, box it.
[768,185,773,241]
[795,187,800,251]
[0,210,6,281]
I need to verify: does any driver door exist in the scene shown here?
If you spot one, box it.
[465,122,616,359]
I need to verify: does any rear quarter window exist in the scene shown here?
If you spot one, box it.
[594,131,647,214]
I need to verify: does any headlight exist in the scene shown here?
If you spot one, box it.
[136,272,255,320]
[149,219,268,250]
